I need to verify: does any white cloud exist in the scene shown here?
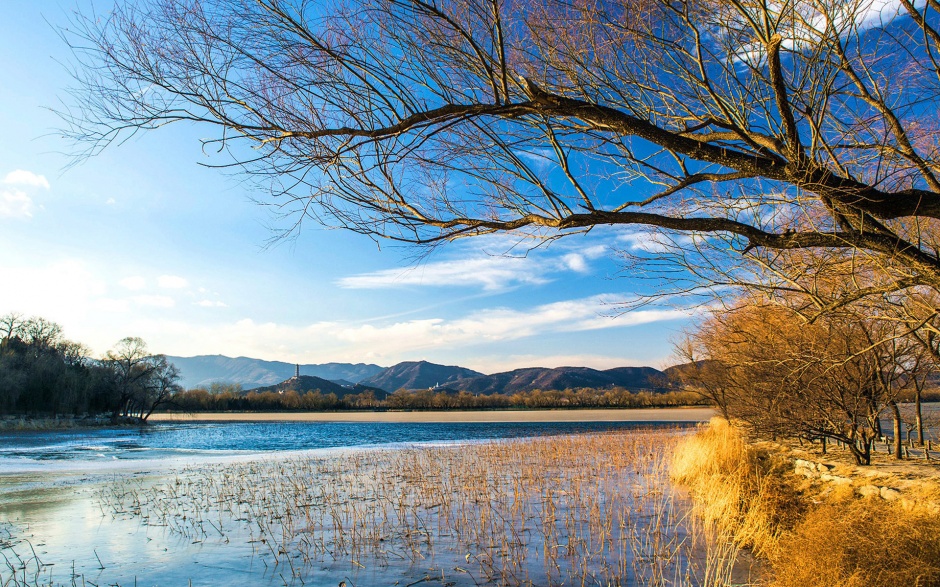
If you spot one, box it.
[132,295,176,308]
[0,188,34,218]
[95,298,131,313]
[119,276,147,290]
[339,244,609,291]
[158,275,189,289]
[196,300,228,308]
[0,260,108,327]
[139,295,692,364]
[618,230,695,254]
[339,256,549,290]
[3,170,50,190]
[561,253,588,272]
[105,198,116,205]
[0,170,51,220]
[572,308,695,331]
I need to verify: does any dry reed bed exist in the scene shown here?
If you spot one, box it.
[672,418,940,587]
[46,429,727,587]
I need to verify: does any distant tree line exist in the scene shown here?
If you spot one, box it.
[167,384,707,413]
[0,312,181,422]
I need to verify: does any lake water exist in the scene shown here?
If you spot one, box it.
[0,421,719,587]
[0,420,691,471]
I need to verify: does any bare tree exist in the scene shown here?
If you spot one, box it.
[137,355,182,421]
[0,313,25,342]
[103,336,156,422]
[670,332,733,420]
[21,317,64,352]
[58,0,940,307]
[679,300,924,464]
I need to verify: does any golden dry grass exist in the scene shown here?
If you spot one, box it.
[672,418,940,587]
[769,499,940,587]
[670,418,802,557]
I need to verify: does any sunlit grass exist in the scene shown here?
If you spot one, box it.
[671,418,803,558]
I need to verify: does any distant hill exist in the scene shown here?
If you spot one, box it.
[250,375,383,399]
[167,354,672,395]
[659,361,716,387]
[166,355,384,390]
[455,366,666,394]
[360,361,484,392]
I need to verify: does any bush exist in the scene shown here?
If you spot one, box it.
[770,499,940,587]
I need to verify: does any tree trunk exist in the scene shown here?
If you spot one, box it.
[890,400,903,460]
[851,430,873,465]
[871,406,883,437]
[916,390,925,446]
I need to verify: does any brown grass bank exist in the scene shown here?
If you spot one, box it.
[671,418,940,587]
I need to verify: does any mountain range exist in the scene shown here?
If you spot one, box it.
[165,355,384,389]
[168,355,676,394]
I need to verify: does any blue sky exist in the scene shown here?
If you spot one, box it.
[0,1,701,373]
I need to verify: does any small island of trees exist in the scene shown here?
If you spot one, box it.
[0,312,181,423]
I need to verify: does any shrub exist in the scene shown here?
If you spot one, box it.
[770,499,940,587]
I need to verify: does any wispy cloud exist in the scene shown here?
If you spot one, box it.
[338,244,608,291]
[3,170,50,190]
[119,276,147,291]
[143,294,693,364]
[131,295,176,308]
[0,170,49,219]
[158,275,189,289]
[618,230,695,254]
[0,189,34,219]
[196,300,228,308]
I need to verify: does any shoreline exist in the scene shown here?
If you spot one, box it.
[149,406,715,423]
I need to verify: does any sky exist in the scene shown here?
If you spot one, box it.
[0,1,704,373]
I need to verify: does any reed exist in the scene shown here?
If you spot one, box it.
[2,428,750,587]
[670,418,801,557]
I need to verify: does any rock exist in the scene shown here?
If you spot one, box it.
[795,466,816,478]
[880,487,902,501]
[857,485,881,498]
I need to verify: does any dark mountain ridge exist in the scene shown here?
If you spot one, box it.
[359,360,484,392]
[455,366,666,395]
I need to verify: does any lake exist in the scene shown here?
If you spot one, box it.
[0,420,728,587]
[0,420,695,470]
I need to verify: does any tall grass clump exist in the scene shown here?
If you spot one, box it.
[769,499,940,587]
[670,418,802,556]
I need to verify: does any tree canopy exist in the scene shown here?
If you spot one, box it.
[60,0,940,306]
[0,314,181,421]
